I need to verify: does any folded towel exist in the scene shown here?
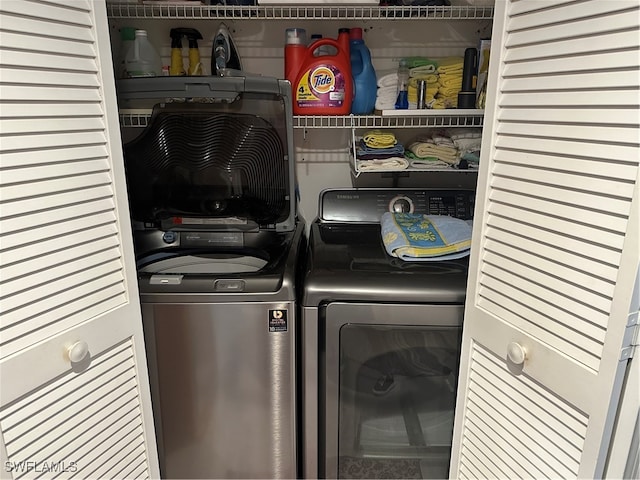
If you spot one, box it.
[377,71,398,88]
[363,130,397,149]
[408,74,439,87]
[357,138,405,158]
[438,85,462,97]
[375,85,397,110]
[437,56,464,74]
[408,141,458,164]
[408,65,437,76]
[429,96,458,109]
[438,75,463,88]
[404,57,439,69]
[357,157,409,171]
[381,212,472,261]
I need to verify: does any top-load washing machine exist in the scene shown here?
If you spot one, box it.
[301,187,475,479]
[116,76,304,479]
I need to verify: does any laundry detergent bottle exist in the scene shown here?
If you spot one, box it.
[291,28,353,115]
[349,27,377,115]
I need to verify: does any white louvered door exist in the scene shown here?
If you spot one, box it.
[450,0,640,479]
[0,1,159,478]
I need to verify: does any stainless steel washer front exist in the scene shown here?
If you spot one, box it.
[143,300,296,479]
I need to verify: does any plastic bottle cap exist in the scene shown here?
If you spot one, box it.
[285,28,307,45]
[135,29,148,37]
[350,27,363,40]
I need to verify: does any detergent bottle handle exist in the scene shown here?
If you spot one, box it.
[307,38,342,57]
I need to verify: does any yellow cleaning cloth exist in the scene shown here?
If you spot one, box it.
[438,75,463,88]
[363,130,397,149]
[437,56,464,74]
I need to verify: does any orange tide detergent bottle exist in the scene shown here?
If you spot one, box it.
[285,28,353,115]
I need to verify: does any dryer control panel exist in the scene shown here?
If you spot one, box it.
[320,188,475,223]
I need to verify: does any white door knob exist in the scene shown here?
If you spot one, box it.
[66,341,89,364]
[507,342,527,366]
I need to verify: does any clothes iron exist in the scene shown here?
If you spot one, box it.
[211,23,242,75]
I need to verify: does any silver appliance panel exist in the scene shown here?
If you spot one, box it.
[143,301,296,479]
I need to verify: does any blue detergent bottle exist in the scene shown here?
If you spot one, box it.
[349,27,377,115]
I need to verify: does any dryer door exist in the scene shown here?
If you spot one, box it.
[322,302,463,479]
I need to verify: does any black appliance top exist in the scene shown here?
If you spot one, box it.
[302,188,475,305]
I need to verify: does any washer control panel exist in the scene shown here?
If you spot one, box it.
[321,188,475,223]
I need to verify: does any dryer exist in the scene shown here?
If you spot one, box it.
[301,188,475,479]
[117,76,303,479]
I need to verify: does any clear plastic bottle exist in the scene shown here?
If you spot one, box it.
[125,29,162,78]
[395,58,409,109]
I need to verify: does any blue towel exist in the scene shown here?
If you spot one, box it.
[381,212,472,261]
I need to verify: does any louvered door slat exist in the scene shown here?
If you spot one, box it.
[1,185,114,218]
[496,135,638,164]
[482,235,614,312]
[2,256,123,314]
[3,118,105,136]
[1,146,107,169]
[82,436,145,480]
[471,354,586,449]
[505,51,638,77]
[461,432,512,478]
[1,210,116,251]
[507,7,638,42]
[0,13,93,42]
[499,89,634,107]
[481,259,608,342]
[0,51,97,72]
[490,189,629,233]
[505,30,639,60]
[487,202,626,251]
[2,271,125,335]
[452,1,639,476]
[3,161,109,190]
[492,153,638,189]
[49,409,141,480]
[498,122,638,145]
[1,32,96,58]
[0,104,103,119]
[1,69,101,88]
[502,71,638,91]
[487,215,620,270]
[2,196,113,233]
[1,130,105,151]
[0,0,91,25]
[498,107,639,127]
[1,231,118,283]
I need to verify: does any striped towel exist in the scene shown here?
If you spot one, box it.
[381,212,472,261]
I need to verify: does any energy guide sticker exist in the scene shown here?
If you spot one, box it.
[268,309,288,332]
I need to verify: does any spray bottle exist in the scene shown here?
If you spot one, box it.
[169,28,203,76]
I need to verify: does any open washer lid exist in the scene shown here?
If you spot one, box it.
[117,76,296,232]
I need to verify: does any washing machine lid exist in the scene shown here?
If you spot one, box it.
[117,76,296,232]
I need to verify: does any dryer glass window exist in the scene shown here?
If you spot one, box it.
[337,325,462,479]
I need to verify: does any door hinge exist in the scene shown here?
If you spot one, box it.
[620,312,639,361]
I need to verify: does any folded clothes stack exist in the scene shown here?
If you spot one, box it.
[447,128,482,166]
[375,70,398,111]
[432,56,464,109]
[355,130,408,171]
[407,132,458,166]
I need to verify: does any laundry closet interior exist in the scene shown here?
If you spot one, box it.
[107,1,493,223]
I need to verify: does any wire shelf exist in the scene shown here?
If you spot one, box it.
[106,3,494,20]
[120,111,484,128]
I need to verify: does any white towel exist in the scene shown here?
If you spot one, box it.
[357,157,409,171]
[377,71,398,88]
[375,85,397,111]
